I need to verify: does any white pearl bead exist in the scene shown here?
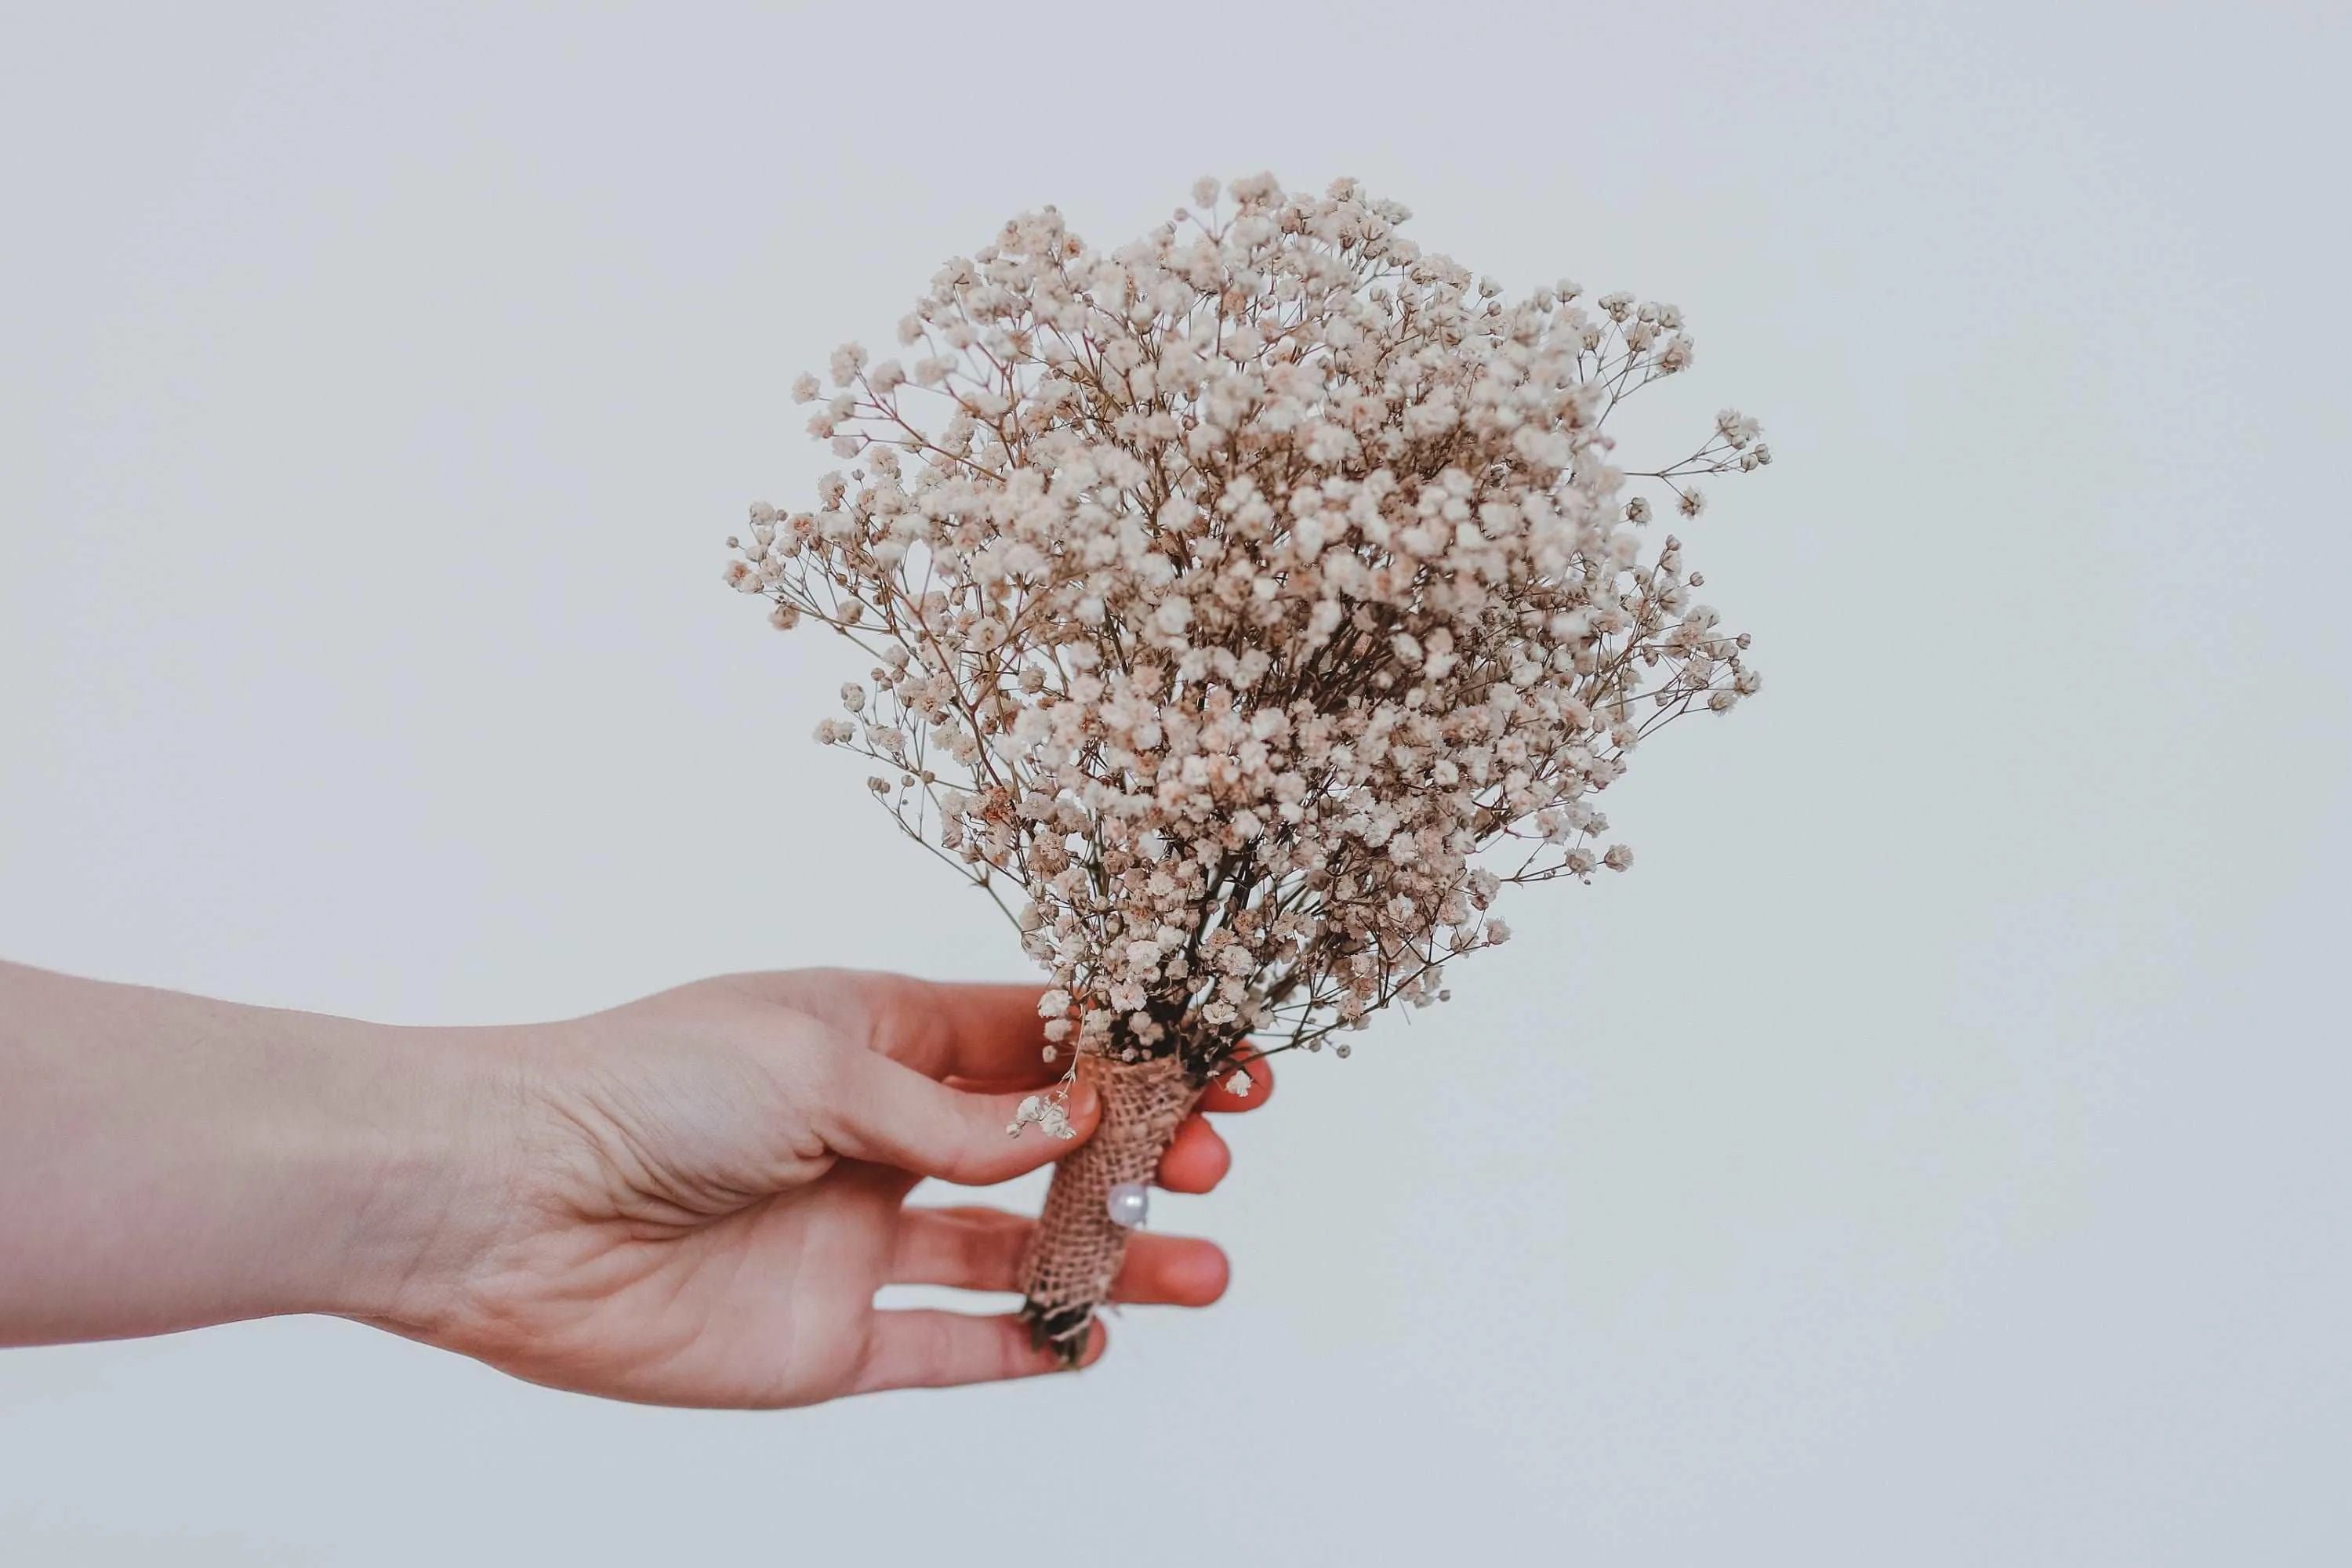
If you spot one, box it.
[1105,1181,1149,1229]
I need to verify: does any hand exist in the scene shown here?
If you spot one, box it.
[394,969,1272,1408]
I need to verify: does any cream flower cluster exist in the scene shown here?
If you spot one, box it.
[727,174,1766,1076]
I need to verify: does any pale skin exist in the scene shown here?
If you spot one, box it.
[0,960,1270,1406]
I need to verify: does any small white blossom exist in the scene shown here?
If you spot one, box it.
[1007,1091,1078,1140]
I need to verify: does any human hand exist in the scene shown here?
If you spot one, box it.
[392,970,1271,1407]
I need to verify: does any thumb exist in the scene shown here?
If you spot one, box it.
[816,1045,1100,1185]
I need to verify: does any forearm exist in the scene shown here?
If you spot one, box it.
[0,960,511,1346]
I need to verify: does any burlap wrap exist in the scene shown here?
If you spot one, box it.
[1018,1051,1205,1365]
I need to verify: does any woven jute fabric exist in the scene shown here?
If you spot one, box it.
[1018,1051,1204,1364]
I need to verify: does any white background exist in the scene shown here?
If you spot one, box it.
[4,2,2347,1562]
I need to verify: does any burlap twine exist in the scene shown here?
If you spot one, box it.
[1018,1051,1205,1366]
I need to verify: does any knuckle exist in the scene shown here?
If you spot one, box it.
[980,1216,1031,1287]
[910,1316,958,1386]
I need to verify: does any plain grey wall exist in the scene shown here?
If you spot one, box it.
[3,2,2347,1562]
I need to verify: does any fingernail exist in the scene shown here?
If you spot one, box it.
[1068,1080,1100,1123]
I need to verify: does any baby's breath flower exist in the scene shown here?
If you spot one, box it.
[730,175,1766,1073]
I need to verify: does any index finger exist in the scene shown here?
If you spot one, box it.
[1196,1048,1275,1112]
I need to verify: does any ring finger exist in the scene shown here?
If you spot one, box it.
[890,1204,1230,1306]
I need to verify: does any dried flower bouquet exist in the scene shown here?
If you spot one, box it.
[726,173,1768,1363]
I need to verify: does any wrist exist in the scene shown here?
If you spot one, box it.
[329,1021,539,1337]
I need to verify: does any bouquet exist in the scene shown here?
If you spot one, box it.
[725,173,1768,1361]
